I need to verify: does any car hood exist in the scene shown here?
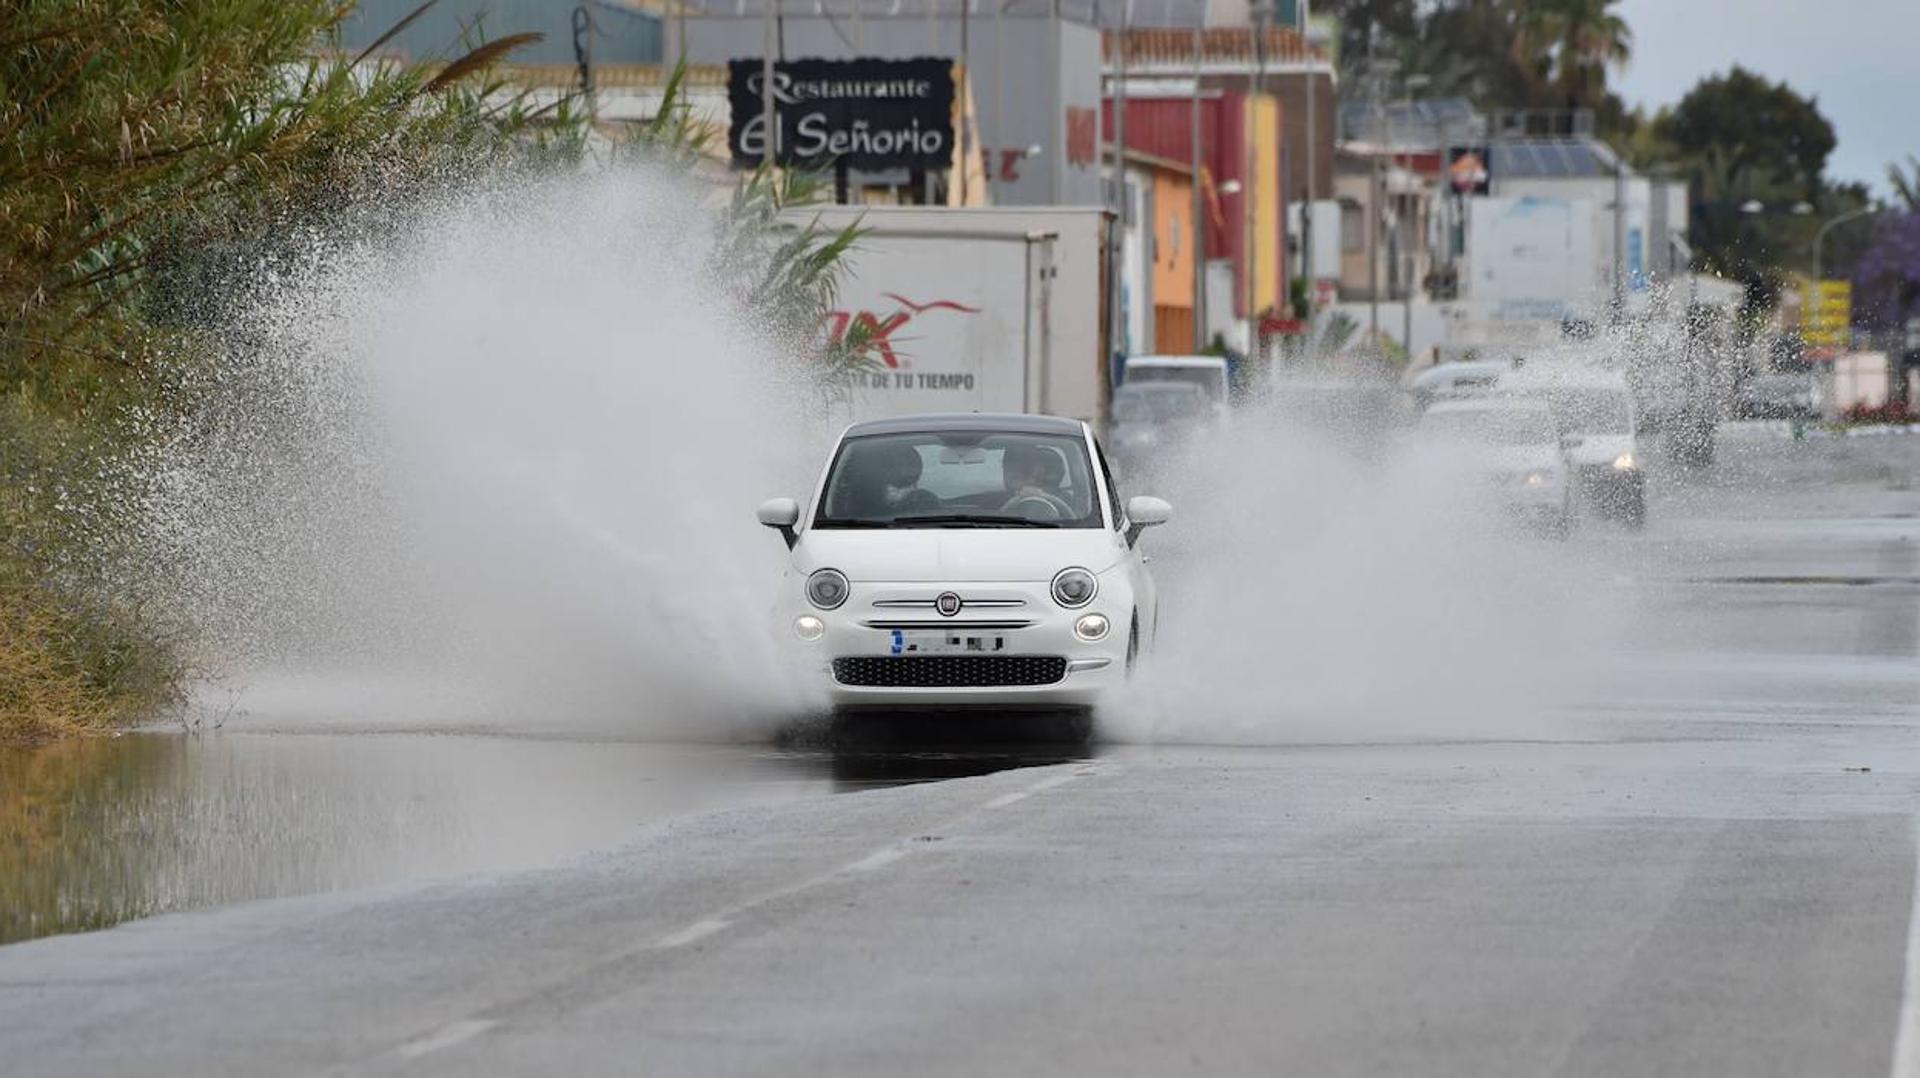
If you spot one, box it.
[793,528,1125,581]
[1442,445,1564,474]
[1569,434,1634,466]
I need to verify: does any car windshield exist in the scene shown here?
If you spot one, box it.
[1113,387,1209,423]
[1419,406,1556,446]
[814,430,1102,529]
[1549,388,1633,434]
[1127,364,1225,403]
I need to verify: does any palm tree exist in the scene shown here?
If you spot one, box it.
[1890,155,1920,211]
[1510,0,1633,111]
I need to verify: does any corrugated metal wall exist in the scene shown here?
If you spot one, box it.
[339,1,663,65]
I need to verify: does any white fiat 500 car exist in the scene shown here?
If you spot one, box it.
[756,413,1171,711]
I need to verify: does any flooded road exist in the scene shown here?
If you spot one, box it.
[4,426,1919,1077]
[0,727,1092,945]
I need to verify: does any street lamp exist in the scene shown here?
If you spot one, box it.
[1812,206,1882,282]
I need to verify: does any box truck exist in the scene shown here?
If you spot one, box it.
[788,206,1115,427]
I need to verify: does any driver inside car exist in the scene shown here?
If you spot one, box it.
[1000,444,1076,520]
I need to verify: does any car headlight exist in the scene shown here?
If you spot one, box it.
[1524,472,1545,487]
[1073,613,1110,641]
[1051,567,1098,608]
[805,569,849,610]
[1612,453,1636,470]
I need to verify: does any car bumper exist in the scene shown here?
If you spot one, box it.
[783,579,1131,710]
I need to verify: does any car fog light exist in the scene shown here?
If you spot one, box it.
[1612,453,1636,470]
[793,615,825,641]
[1073,613,1110,641]
[1524,472,1545,487]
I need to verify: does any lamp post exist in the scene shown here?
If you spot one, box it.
[1812,205,1880,282]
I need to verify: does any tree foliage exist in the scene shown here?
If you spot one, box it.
[0,1,865,737]
[1659,66,1836,198]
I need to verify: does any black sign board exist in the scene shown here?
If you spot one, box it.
[728,58,955,171]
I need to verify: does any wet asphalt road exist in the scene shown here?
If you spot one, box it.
[4,424,1920,1077]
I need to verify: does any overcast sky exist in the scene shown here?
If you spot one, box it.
[1612,0,1918,197]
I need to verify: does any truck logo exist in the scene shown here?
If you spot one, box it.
[823,293,980,369]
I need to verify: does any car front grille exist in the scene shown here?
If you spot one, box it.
[831,656,1069,688]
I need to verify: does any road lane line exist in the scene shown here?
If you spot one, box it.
[984,766,1095,810]
[394,1019,496,1060]
[1892,817,1920,1078]
[369,762,1120,1058]
[655,918,731,949]
[844,847,908,873]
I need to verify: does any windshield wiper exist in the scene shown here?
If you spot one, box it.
[891,513,1060,528]
[812,518,899,529]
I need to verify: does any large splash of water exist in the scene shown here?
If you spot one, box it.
[1104,371,1635,745]
[154,168,828,737]
[152,168,1642,744]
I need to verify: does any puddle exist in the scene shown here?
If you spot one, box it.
[0,728,1086,946]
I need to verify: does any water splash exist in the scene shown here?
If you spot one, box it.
[151,168,830,737]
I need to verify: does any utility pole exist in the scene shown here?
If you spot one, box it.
[1247,4,1267,363]
[960,1,971,205]
[1111,1,1130,362]
[1191,25,1207,353]
[1367,49,1388,342]
[1611,152,1625,320]
[1050,0,1063,204]
[761,0,777,169]
[1301,0,1315,290]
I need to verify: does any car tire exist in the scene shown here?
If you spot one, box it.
[1621,487,1647,529]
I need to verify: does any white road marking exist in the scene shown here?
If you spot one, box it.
[394,1019,496,1060]
[1890,818,1920,1078]
[655,918,731,949]
[844,847,908,873]
[985,766,1097,810]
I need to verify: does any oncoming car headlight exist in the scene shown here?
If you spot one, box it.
[1051,567,1098,608]
[1524,472,1546,487]
[806,569,849,610]
[1612,452,1637,470]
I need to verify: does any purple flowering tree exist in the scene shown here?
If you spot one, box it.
[1853,211,1920,331]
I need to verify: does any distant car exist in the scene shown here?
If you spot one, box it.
[1736,371,1822,420]
[1416,397,1574,536]
[756,412,1170,713]
[1123,355,1231,414]
[1534,373,1646,527]
[1407,359,1512,412]
[1107,382,1212,462]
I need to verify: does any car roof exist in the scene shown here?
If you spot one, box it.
[1425,395,1551,415]
[1115,382,1206,395]
[1409,360,1511,388]
[843,412,1088,438]
[1127,355,1226,368]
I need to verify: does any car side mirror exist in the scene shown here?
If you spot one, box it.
[756,497,800,550]
[1125,495,1172,546]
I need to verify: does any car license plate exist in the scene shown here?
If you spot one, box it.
[889,630,1007,655]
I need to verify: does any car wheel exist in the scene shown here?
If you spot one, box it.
[1621,487,1647,529]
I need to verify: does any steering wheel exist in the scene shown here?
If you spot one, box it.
[1000,491,1074,520]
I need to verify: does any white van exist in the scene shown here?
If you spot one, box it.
[1123,355,1231,413]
